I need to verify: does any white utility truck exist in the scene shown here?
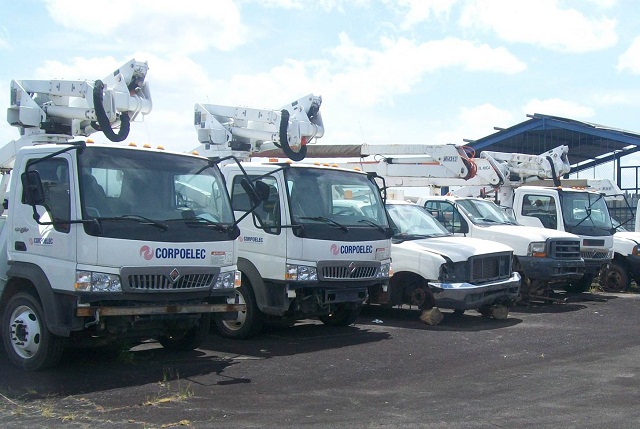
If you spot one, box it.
[418,195,584,300]
[379,200,520,321]
[193,97,393,338]
[316,144,584,301]
[1,60,252,370]
[560,179,640,292]
[450,146,614,293]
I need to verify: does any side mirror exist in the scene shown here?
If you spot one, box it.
[242,178,270,206]
[21,170,46,206]
[458,219,469,234]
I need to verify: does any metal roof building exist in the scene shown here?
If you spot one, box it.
[466,113,640,194]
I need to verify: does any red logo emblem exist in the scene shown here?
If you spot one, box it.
[140,245,153,260]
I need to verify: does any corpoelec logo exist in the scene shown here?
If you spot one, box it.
[330,244,374,255]
[139,245,206,260]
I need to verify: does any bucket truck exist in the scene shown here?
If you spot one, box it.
[0,59,250,370]
[193,96,393,337]
[303,143,587,301]
[554,179,640,292]
[449,146,614,293]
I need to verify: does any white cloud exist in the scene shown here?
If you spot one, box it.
[436,103,517,144]
[387,0,459,28]
[617,36,640,74]
[523,98,595,118]
[323,34,526,107]
[43,0,247,54]
[261,0,369,11]
[460,0,618,52]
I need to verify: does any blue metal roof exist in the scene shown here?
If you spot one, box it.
[467,113,640,175]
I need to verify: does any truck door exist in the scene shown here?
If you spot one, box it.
[518,193,558,230]
[9,155,77,285]
[230,173,286,281]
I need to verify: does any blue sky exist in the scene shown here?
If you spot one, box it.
[1,0,640,157]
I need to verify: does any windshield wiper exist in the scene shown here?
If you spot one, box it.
[393,233,440,242]
[358,219,387,233]
[181,216,231,232]
[300,216,349,233]
[97,214,168,231]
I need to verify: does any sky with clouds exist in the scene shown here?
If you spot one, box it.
[1,0,640,159]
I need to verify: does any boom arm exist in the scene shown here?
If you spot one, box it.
[4,59,152,169]
[193,94,324,161]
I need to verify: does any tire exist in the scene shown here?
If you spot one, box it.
[214,284,263,339]
[599,261,630,292]
[564,273,595,293]
[319,303,361,326]
[157,314,211,351]
[2,292,64,371]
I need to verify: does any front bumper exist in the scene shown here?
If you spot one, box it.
[518,256,585,282]
[428,272,521,310]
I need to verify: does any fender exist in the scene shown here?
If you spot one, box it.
[237,257,287,316]
[6,261,82,337]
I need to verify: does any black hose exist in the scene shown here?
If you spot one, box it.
[546,156,561,187]
[91,80,130,142]
[278,109,307,161]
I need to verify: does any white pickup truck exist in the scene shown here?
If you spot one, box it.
[348,200,521,322]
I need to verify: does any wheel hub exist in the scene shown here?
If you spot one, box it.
[222,290,247,331]
[9,305,41,359]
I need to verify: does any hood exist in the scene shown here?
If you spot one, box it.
[615,231,640,244]
[471,224,578,255]
[393,236,513,263]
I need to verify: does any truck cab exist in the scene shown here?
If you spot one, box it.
[1,142,245,370]
[218,162,392,338]
[511,185,614,292]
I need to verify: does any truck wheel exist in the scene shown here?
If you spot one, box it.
[319,303,361,326]
[157,314,210,351]
[599,261,630,292]
[214,284,263,339]
[2,292,64,371]
[564,274,595,293]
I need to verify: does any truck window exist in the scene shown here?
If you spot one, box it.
[24,158,70,233]
[521,194,557,229]
[423,201,460,232]
[231,175,281,234]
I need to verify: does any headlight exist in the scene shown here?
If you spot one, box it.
[214,270,241,289]
[528,242,547,257]
[633,245,640,256]
[285,264,318,281]
[377,262,391,278]
[440,261,467,282]
[75,270,122,292]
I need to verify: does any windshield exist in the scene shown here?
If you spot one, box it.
[457,198,516,226]
[285,166,390,240]
[386,203,450,238]
[560,191,613,232]
[78,146,235,242]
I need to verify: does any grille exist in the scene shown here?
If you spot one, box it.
[470,253,511,283]
[581,250,611,260]
[317,260,380,281]
[127,273,215,291]
[549,239,581,259]
[321,265,378,279]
